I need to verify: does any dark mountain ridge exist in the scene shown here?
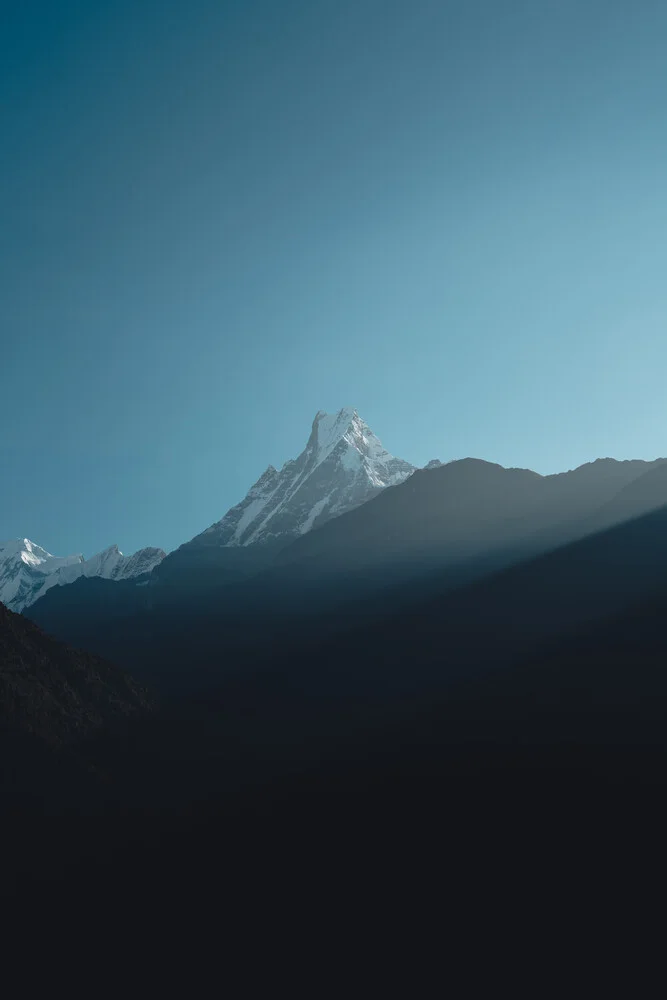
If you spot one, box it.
[26,454,667,692]
[16,434,667,920]
[13,504,667,921]
[0,601,152,744]
[10,499,667,963]
[0,600,154,818]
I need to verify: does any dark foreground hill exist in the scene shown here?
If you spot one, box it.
[0,601,153,815]
[0,601,152,743]
[26,493,667,706]
[9,589,667,973]
[8,508,667,964]
[26,455,667,692]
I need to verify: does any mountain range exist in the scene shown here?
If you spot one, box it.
[7,405,667,943]
[20,406,667,700]
[0,596,152,826]
[9,469,667,924]
[2,407,411,611]
[0,538,166,613]
[11,408,667,622]
[200,407,415,547]
[153,406,416,591]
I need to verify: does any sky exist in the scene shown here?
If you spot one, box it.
[2,0,667,557]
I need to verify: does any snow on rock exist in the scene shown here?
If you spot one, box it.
[200,408,415,548]
[0,539,84,611]
[0,538,166,612]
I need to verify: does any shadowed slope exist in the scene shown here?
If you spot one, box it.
[0,601,152,745]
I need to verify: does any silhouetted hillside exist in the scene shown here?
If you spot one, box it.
[586,460,667,531]
[0,600,154,818]
[26,493,667,702]
[17,476,667,929]
[10,500,667,969]
[14,554,667,937]
[0,601,152,742]
[27,456,667,682]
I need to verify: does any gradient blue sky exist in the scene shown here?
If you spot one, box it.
[2,0,667,556]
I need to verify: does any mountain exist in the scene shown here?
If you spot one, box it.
[270,457,549,583]
[153,406,415,591]
[0,538,166,613]
[14,472,667,929]
[583,459,667,532]
[16,506,667,925]
[0,600,152,747]
[24,409,667,690]
[27,459,667,699]
[202,407,415,546]
[0,596,153,825]
[265,455,667,593]
[156,416,667,600]
[0,594,161,917]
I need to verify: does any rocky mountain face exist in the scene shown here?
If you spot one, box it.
[0,538,166,613]
[20,405,667,694]
[153,407,415,590]
[180,406,666,587]
[195,407,414,547]
[269,456,667,588]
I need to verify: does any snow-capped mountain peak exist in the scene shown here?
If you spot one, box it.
[0,539,83,611]
[0,537,166,612]
[308,407,361,468]
[199,407,415,548]
[8,537,84,571]
[306,408,402,480]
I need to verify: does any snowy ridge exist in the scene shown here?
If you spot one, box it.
[0,538,166,612]
[199,408,415,548]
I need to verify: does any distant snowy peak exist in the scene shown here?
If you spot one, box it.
[0,538,82,612]
[0,538,166,612]
[202,407,415,548]
[111,545,166,581]
[306,408,412,486]
[53,543,166,587]
[2,537,84,573]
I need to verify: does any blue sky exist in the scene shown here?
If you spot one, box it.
[2,0,667,556]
